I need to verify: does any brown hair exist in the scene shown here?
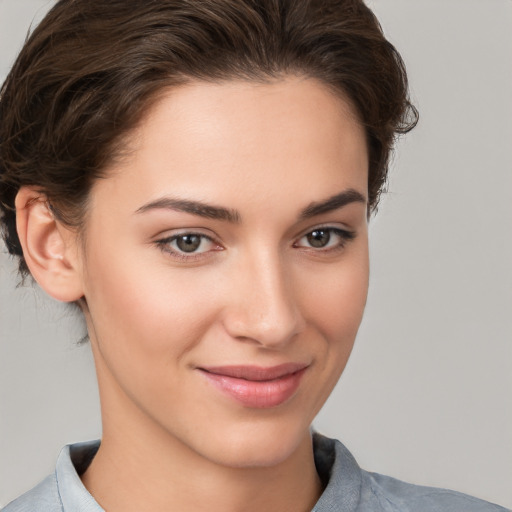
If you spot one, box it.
[0,0,417,275]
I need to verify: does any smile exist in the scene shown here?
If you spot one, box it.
[198,363,309,408]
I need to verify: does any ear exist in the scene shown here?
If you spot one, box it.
[15,186,84,302]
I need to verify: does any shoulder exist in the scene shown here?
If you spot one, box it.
[1,440,101,512]
[1,474,62,512]
[360,471,510,512]
[312,433,510,512]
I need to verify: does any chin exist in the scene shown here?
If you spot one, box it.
[191,417,314,469]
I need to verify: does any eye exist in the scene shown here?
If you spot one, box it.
[294,227,355,251]
[156,232,221,259]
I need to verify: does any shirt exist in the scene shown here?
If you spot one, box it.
[2,434,509,511]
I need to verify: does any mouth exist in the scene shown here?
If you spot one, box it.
[197,363,309,409]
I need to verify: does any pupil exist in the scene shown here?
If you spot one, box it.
[307,230,330,248]
[176,235,201,252]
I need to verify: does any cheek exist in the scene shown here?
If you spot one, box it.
[299,253,369,343]
[297,244,369,388]
[290,246,369,418]
[81,244,219,374]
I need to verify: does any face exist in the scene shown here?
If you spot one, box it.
[77,77,369,468]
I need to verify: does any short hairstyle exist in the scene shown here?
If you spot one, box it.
[0,0,418,275]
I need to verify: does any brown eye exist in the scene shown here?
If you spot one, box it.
[295,227,356,251]
[307,230,331,248]
[176,234,202,253]
[157,232,218,258]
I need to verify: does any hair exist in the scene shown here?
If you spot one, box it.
[0,0,417,276]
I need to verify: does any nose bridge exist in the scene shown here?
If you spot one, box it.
[225,245,303,347]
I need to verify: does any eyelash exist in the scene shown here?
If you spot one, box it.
[155,226,356,261]
[155,232,220,261]
[293,227,356,254]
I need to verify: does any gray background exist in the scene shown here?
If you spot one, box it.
[1,0,511,508]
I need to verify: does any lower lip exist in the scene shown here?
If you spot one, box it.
[199,368,307,409]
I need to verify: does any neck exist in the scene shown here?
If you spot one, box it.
[82,361,322,512]
[82,425,321,512]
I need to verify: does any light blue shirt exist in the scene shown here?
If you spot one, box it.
[2,434,509,511]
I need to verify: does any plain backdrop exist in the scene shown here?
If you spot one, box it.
[1,0,511,508]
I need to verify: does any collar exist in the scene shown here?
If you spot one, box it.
[55,434,362,511]
[312,433,362,511]
[56,440,103,511]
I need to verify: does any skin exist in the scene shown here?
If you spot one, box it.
[17,76,369,512]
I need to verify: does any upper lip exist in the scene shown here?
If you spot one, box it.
[198,363,308,381]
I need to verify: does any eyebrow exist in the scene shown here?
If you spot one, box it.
[135,188,366,223]
[135,197,241,223]
[299,189,366,219]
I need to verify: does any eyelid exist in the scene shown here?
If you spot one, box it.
[152,225,217,240]
[293,225,356,250]
[295,223,356,241]
[154,230,224,261]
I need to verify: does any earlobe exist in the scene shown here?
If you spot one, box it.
[15,186,85,302]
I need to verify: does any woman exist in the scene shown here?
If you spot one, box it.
[0,1,509,511]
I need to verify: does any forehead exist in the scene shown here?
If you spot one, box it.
[90,77,368,216]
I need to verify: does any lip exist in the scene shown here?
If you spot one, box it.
[198,363,308,408]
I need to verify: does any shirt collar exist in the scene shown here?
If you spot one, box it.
[54,434,362,511]
[312,433,362,511]
[56,440,103,511]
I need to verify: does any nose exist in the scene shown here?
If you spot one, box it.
[221,250,305,349]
